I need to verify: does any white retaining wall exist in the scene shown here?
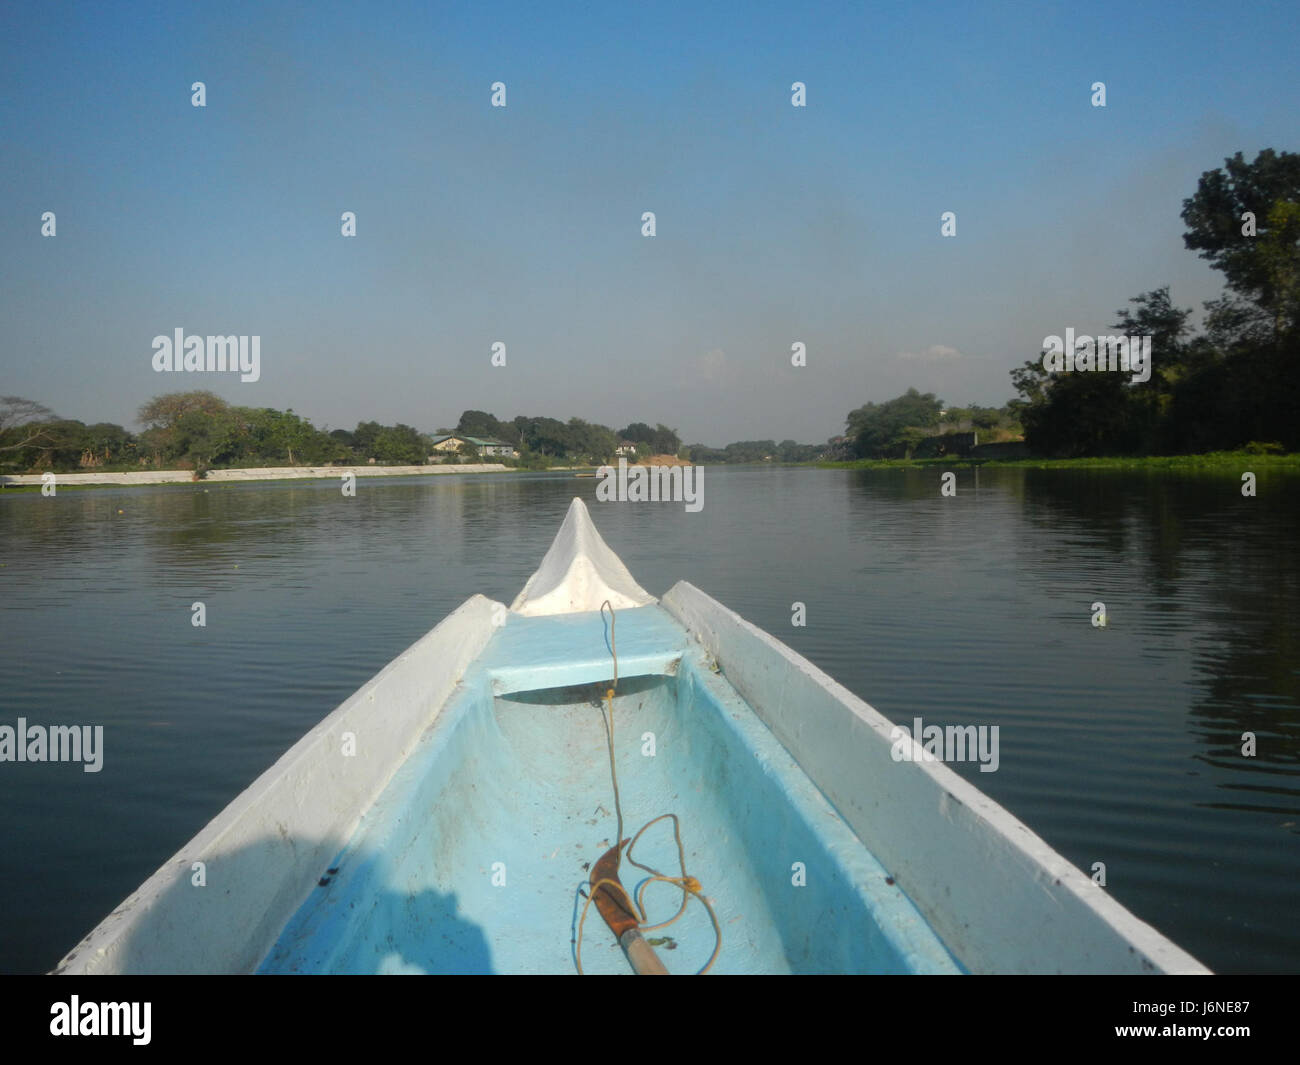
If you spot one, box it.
[2,464,508,487]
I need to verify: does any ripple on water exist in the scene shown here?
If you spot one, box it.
[1,467,1297,972]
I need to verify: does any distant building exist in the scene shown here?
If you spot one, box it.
[615,441,638,457]
[428,435,517,460]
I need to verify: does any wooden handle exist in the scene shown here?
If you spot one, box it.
[619,928,670,975]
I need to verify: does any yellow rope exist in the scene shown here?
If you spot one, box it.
[575,602,722,975]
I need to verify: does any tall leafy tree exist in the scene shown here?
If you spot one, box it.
[722,440,777,463]
[372,423,425,464]
[137,391,230,429]
[259,408,316,464]
[1109,288,1196,452]
[1181,150,1300,448]
[1182,149,1300,338]
[352,421,383,459]
[0,396,60,465]
[566,418,617,462]
[846,389,942,458]
[136,391,231,467]
[456,409,507,440]
[172,408,240,473]
[650,423,681,456]
[618,422,655,444]
[1010,365,1137,458]
[83,423,133,463]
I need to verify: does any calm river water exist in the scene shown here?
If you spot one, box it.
[1,465,1297,973]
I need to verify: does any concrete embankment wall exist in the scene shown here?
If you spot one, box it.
[0,464,508,487]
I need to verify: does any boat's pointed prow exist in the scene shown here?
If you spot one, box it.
[510,498,656,616]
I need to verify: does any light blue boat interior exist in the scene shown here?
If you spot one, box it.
[259,605,962,975]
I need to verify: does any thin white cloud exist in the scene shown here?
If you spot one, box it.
[895,344,962,361]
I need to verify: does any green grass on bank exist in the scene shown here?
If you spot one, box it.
[6,451,1298,493]
[818,450,1300,472]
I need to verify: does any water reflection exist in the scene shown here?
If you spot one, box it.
[2,466,1298,972]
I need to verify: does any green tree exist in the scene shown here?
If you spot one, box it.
[25,419,90,469]
[775,439,820,462]
[137,391,231,467]
[83,422,134,464]
[846,389,943,458]
[172,407,240,474]
[618,422,655,445]
[1109,288,1195,452]
[1181,149,1300,339]
[650,424,681,456]
[514,416,571,457]
[1010,367,1137,457]
[1178,149,1300,451]
[372,423,425,464]
[722,440,777,463]
[684,443,725,463]
[1256,199,1300,335]
[138,391,229,429]
[260,408,316,464]
[0,396,61,468]
[566,418,618,463]
[456,410,509,441]
[29,420,137,470]
[516,446,552,470]
[328,428,357,459]
[352,421,383,459]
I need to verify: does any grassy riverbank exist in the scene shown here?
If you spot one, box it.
[818,450,1300,472]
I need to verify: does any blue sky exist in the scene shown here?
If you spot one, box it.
[2,0,1297,444]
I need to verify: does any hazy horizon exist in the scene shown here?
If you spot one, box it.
[3,1,1298,445]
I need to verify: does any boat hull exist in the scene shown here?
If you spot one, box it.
[258,611,961,974]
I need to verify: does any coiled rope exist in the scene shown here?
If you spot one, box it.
[574,600,723,975]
